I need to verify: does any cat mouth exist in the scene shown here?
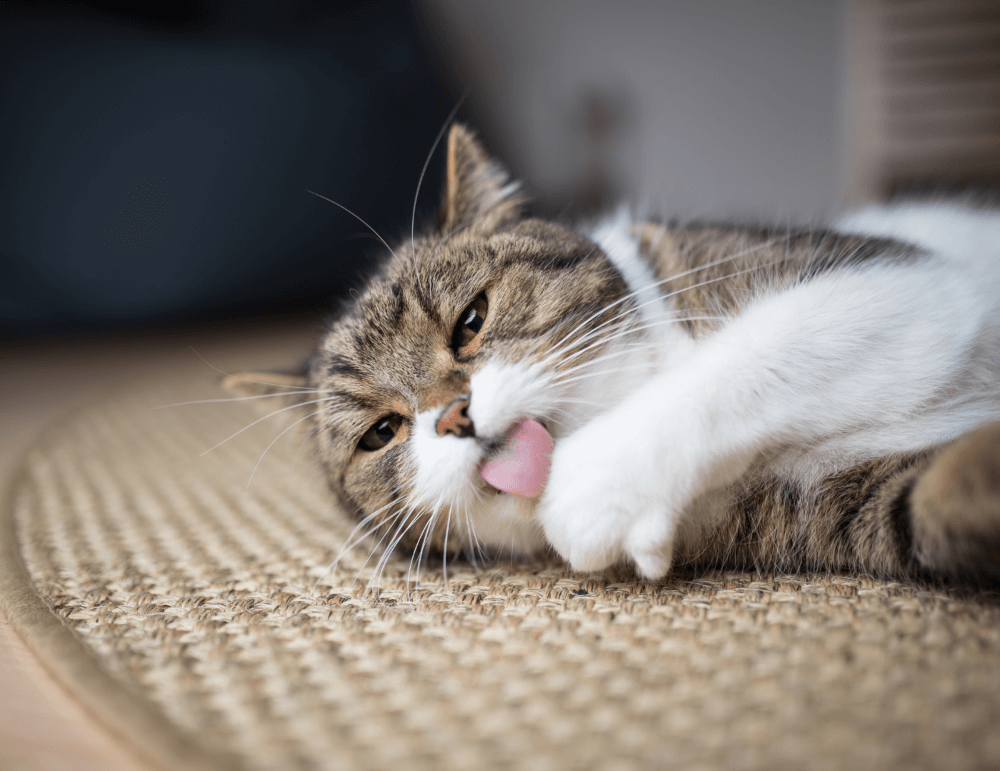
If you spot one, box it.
[477,418,554,498]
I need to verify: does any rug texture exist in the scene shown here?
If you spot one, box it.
[2,357,1000,771]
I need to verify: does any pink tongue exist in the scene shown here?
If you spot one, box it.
[479,418,553,498]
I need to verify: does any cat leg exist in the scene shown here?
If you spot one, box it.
[676,431,1000,586]
[679,454,932,577]
[910,421,1000,586]
[539,259,991,579]
[537,381,739,579]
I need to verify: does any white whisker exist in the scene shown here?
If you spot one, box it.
[407,506,440,599]
[292,425,322,467]
[411,96,466,300]
[200,396,338,456]
[245,409,323,493]
[367,504,426,596]
[543,256,782,371]
[304,189,398,261]
[153,390,332,410]
[312,498,403,589]
[530,235,785,366]
[353,505,412,596]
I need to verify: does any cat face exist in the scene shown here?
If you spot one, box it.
[312,220,634,552]
[233,125,655,565]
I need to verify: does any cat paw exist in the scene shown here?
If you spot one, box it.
[536,422,679,579]
[625,515,676,579]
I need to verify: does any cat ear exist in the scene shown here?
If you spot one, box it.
[221,370,310,415]
[221,370,306,397]
[440,123,524,231]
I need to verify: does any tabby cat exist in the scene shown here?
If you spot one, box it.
[228,124,1000,586]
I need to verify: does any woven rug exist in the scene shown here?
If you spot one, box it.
[3,350,1000,771]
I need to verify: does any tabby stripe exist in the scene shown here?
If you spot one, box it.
[886,473,918,568]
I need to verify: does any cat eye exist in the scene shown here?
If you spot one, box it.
[359,415,403,452]
[452,292,489,351]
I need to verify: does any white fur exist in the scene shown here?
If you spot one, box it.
[591,209,670,331]
[539,202,1000,576]
[413,201,1000,578]
[411,398,545,556]
[468,360,557,439]
[411,408,483,510]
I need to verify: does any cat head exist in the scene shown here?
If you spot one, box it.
[227,124,658,565]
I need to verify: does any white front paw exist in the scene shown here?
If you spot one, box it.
[536,421,680,579]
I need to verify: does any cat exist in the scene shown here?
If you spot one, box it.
[226,124,1000,587]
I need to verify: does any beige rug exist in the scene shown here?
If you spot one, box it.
[3,355,1000,771]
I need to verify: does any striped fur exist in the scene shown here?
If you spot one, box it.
[227,124,1000,587]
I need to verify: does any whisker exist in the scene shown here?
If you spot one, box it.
[369,504,422,585]
[556,363,663,387]
[546,256,782,371]
[311,498,402,589]
[245,409,323,494]
[200,396,338,456]
[442,507,452,587]
[292,425,322,467]
[304,189,398,261]
[463,502,488,567]
[412,510,441,596]
[368,506,426,598]
[152,390,332,410]
[531,235,784,364]
[492,514,517,567]
[410,95,467,301]
[538,235,788,367]
[336,516,392,568]
[555,396,607,407]
[353,505,412,595]
[550,321,710,379]
[407,507,440,599]
[552,315,723,380]
[459,505,476,568]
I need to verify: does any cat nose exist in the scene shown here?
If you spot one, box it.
[436,396,475,438]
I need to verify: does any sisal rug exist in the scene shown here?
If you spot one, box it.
[3,353,1000,771]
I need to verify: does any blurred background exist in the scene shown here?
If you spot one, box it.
[2,0,998,338]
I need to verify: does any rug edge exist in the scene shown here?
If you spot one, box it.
[0,442,245,771]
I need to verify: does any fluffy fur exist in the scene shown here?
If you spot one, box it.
[228,125,1000,587]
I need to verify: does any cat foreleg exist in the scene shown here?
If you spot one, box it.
[539,261,985,578]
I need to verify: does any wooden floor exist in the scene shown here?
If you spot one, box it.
[0,318,317,770]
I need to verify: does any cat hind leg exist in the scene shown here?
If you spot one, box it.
[911,422,1000,587]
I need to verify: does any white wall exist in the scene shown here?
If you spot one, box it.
[420,0,847,224]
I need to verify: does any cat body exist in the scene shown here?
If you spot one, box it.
[555,205,1000,580]
[230,125,1000,585]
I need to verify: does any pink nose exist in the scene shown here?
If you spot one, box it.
[436,397,475,438]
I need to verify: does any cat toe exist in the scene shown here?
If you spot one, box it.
[624,513,674,579]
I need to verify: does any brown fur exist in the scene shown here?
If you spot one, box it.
[636,221,920,337]
[227,124,1000,588]
[676,453,931,579]
[910,422,1000,585]
[670,426,1000,588]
